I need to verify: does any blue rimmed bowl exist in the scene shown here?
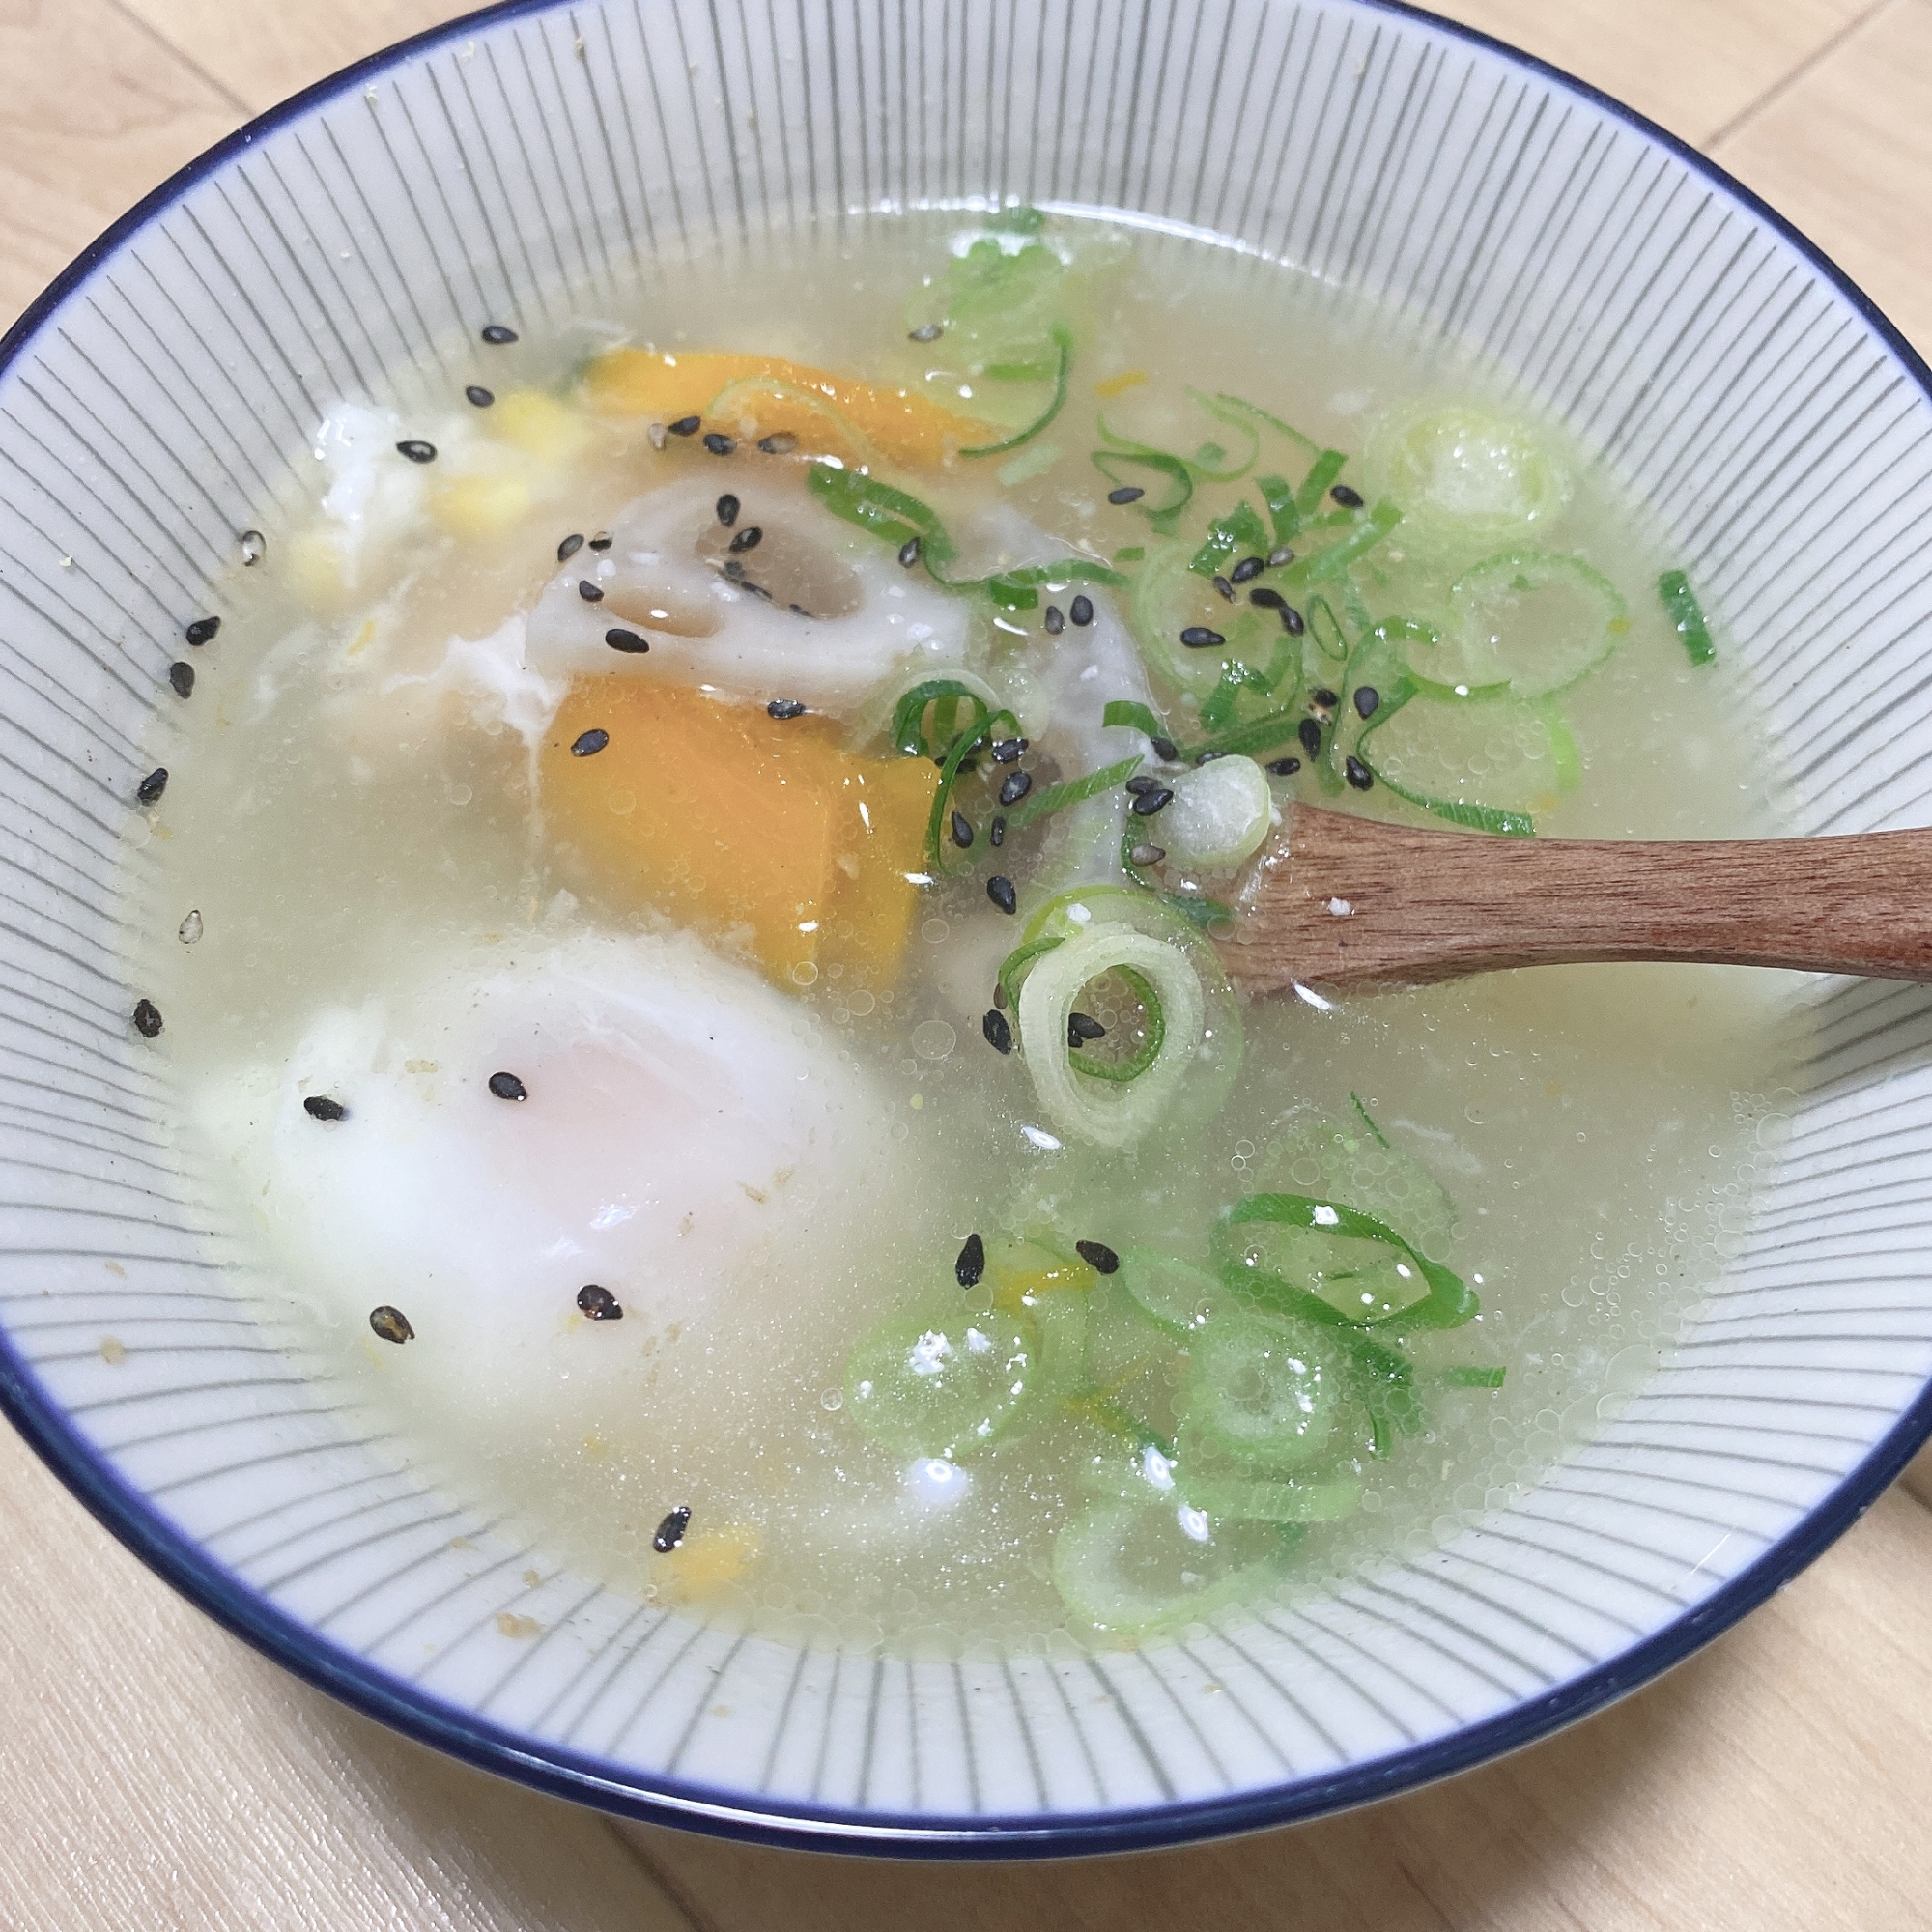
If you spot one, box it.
[5,0,1932,1857]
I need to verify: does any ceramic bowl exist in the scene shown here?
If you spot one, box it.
[5,0,1932,1857]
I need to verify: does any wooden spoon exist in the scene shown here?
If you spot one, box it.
[1215,802,1932,996]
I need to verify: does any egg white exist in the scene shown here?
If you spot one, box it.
[195,927,912,1498]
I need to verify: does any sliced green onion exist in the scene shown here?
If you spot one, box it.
[1101,698,1168,743]
[891,677,996,757]
[1444,550,1629,697]
[1349,1092,1391,1149]
[1208,395,1321,464]
[1279,498,1403,592]
[924,702,1021,872]
[1092,449,1194,531]
[1214,1192,1478,1334]
[1306,595,1350,663]
[1051,1499,1287,1634]
[962,322,1073,458]
[1188,500,1270,579]
[1659,567,1716,666]
[806,462,1121,608]
[1438,1365,1507,1388]
[1258,472,1299,544]
[1118,1249,1223,1336]
[1363,400,1573,562]
[1186,1308,1346,1468]
[1295,449,1347,516]
[1156,754,1275,871]
[1016,923,1208,1147]
[1002,753,1144,836]
[844,1309,1040,1459]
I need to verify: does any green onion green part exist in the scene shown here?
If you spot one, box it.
[1659,567,1716,666]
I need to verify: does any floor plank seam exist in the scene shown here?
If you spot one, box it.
[599,1821,719,1932]
[100,0,252,114]
[1702,0,1897,153]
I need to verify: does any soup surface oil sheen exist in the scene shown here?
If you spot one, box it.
[137,213,1803,1656]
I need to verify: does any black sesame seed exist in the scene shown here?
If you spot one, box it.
[998,769,1033,807]
[716,494,740,526]
[1150,735,1179,762]
[1298,718,1323,757]
[369,1305,414,1344]
[488,1071,528,1101]
[1131,786,1173,817]
[1266,756,1302,777]
[898,535,923,569]
[465,384,495,408]
[987,875,1018,915]
[1068,594,1094,627]
[605,627,651,654]
[1107,485,1146,505]
[579,581,605,603]
[955,1231,987,1287]
[1353,685,1381,719]
[1124,774,1162,795]
[767,698,808,719]
[989,815,1006,847]
[557,533,585,563]
[303,1095,347,1122]
[168,661,194,699]
[1230,556,1264,584]
[668,415,702,437]
[1248,585,1286,610]
[1312,688,1340,710]
[240,529,267,566]
[702,432,735,456]
[1075,1239,1122,1275]
[185,615,220,647]
[1068,1011,1106,1043]
[577,1282,624,1321]
[1194,749,1226,764]
[396,440,437,464]
[653,1505,692,1552]
[1280,605,1306,635]
[136,767,168,806]
[1128,842,1166,867]
[1330,482,1364,508]
[990,738,1023,764]
[1212,575,1236,603]
[131,998,163,1038]
[1267,545,1296,568]
[910,321,946,343]
[758,432,798,454]
[587,533,611,552]
[481,324,519,345]
[723,559,746,582]
[1179,626,1225,649]
[982,1008,1013,1054]
[571,728,610,757]
[957,756,979,774]
[1044,605,1065,634]
[1345,754,1375,791]
[951,810,975,849]
[728,526,763,554]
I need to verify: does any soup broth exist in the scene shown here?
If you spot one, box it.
[133,212,1803,1654]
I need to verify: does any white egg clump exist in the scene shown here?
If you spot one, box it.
[197,927,909,1486]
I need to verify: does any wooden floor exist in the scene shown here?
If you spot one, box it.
[6,1,1932,1923]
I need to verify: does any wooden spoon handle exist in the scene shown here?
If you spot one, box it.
[1218,803,1932,995]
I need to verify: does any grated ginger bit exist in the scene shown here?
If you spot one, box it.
[495,1612,542,1639]
[1094,368,1150,398]
[665,1521,761,1595]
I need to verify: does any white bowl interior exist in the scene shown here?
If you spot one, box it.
[5,0,1932,1845]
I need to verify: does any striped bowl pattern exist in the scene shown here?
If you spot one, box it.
[4,0,1932,1857]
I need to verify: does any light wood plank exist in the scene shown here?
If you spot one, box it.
[0,0,243,328]
[0,1424,691,1932]
[1713,0,1932,355]
[630,1486,1932,1932]
[1385,0,1873,150]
